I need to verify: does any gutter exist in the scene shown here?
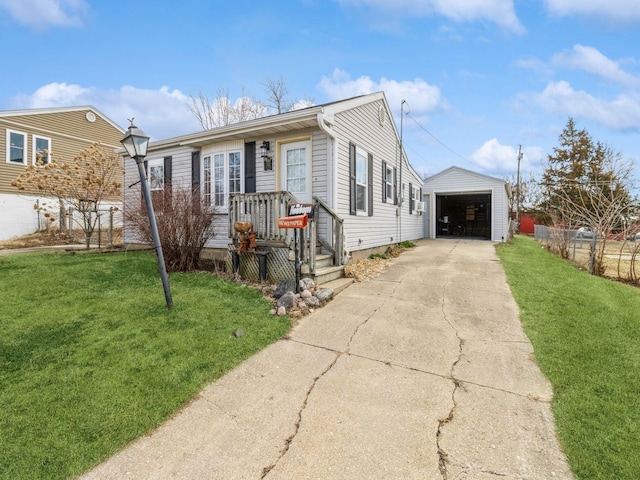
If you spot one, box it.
[316,110,338,210]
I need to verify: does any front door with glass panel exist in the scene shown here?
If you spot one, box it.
[280,140,311,203]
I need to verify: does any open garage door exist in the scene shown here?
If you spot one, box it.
[436,193,491,240]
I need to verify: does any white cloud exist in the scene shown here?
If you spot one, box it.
[0,0,88,29]
[318,69,447,120]
[11,82,200,140]
[470,138,521,172]
[545,0,640,22]
[552,45,640,87]
[530,80,640,131]
[336,0,525,34]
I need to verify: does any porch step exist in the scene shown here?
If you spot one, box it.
[317,277,354,296]
[312,265,346,285]
[314,253,334,270]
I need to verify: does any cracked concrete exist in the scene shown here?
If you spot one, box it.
[80,239,573,480]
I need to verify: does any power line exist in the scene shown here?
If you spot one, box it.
[405,112,470,165]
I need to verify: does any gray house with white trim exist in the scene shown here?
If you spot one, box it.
[123,92,424,283]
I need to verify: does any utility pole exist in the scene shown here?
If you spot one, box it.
[516,145,522,228]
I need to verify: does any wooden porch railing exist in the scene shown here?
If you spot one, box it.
[228,191,345,274]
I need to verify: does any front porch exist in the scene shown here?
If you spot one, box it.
[227,191,347,285]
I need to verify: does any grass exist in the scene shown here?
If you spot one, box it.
[0,251,290,480]
[496,236,640,479]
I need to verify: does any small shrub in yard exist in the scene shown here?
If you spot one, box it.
[398,240,415,248]
[369,253,387,260]
[125,186,218,272]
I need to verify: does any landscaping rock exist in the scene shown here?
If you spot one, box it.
[276,306,287,316]
[277,291,297,309]
[314,288,334,303]
[232,329,245,338]
[274,279,296,299]
[304,296,320,308]
[300,289,312,299]
[299,277,315,291]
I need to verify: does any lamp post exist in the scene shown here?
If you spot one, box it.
[121,120,173,309]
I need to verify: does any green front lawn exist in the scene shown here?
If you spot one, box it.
[497,236,640,479]
[0,251,290,480]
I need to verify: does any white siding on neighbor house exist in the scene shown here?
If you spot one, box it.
[332,99,424,254]
[423,166,510,242]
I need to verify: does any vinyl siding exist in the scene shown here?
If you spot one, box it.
[0,109,124,196]
[332,99,424,253]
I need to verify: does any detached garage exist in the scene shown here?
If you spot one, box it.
[422,166,512,242]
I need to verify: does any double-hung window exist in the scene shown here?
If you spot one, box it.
[203,149,242,208]
[355,147,368,213]
[33,135,51,165]
[147,159,164,191]
[6,130,26,165]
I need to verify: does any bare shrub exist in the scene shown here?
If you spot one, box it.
[125,186,217,272]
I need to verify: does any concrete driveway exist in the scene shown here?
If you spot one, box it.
[80,239,572,479]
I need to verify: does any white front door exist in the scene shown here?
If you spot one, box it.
[280,140,311,203]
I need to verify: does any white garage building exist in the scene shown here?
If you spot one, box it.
[422,166,513,242]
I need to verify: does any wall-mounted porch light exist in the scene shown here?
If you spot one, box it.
[261,140,273,171]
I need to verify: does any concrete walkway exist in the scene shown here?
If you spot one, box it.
[80,239,572,479]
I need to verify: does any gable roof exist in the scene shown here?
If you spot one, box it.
[424,165,507,185]
[147,92,387,152]
[0,105,125,133]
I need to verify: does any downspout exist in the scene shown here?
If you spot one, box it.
[317,110,337,208]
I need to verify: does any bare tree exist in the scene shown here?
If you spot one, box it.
[262,76,293,114]
[12,143,122,248]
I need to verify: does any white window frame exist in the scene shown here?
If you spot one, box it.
[202,148,243,209]
[355,146,368,215]
[385,164,394,203]
[147,158,164,191]
[6,129,27,165]
[412,186,420,215]
[32,135,51,165]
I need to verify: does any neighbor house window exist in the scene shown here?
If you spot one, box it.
[203,149,242,207]
[6,130,26,165]
[33,135,51,165]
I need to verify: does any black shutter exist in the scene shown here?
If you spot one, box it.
[368,153,373,217]
[382,160,387,203]
[349,142,356,215]
[244,141,256,193]
[409,182,414,213]
[419,187,423,215]
[393,167,398,205]
[191,151,200,194]
[163,156,172,195]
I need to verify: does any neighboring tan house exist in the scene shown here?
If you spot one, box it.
[422,166,512,242]
[0,106,125,240]
[123,92,425,284]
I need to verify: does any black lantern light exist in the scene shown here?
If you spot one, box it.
[261,140,273,171]
[121,119,173,309]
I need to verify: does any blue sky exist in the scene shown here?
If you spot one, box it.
[1,0,640,182]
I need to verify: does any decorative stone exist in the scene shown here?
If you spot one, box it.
[274,279,296,299]
[277,306,287,316]
[277,291,297,309]
[304,296,320,308]
[270,308,277,315]
[314,288,334,303]
[300,289,312,299]
[290,310,303,319]
[299,278,315,291]
[232,329,245,338]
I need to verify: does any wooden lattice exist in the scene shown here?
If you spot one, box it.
[226,245,295,284]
